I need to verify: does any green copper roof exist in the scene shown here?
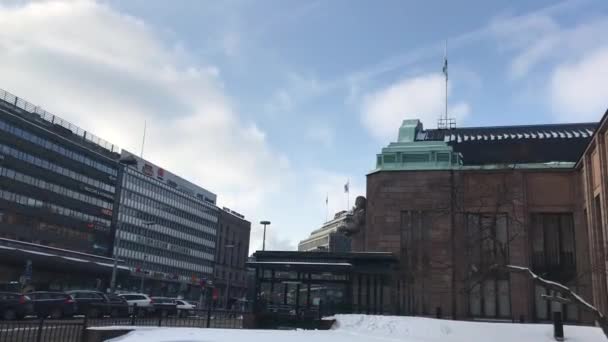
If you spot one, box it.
[370,119,579,174]
[373,119,462,172]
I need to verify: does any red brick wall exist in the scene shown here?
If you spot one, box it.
[365,168,591,322]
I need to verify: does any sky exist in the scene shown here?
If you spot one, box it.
[0,0,607,252]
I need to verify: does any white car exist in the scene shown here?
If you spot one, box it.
[118,293,154,316]
[174,299,195,317]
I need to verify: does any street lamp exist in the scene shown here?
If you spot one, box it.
[260,221,270,251]
[140,221,155,293]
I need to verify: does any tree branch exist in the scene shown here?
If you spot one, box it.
[503,264,608,339]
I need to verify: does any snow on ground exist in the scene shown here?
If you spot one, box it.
[106,314,606,342]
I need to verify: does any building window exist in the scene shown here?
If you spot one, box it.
[466,213,510,318]
[530,213,575,272]
[530,213,577,322]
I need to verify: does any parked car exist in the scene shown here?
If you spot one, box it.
[118,293,154,316]
[104,293,130,318]
[66,290,114,318]
[150,297,178,317]
[29,291,76,319]
[174,299,195,317]
[0,292,33,320]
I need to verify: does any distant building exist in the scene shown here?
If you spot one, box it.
[298,211,351,252]
[214,207,251,309]
[114,150,218,297]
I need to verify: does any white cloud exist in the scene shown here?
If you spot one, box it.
[550,47,608,122]
[0,1,290,226]
[360,73,470,141]
[490,12,608,80]
[305,122,334,148]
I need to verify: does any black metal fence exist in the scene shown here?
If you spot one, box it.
[0,308,245,342]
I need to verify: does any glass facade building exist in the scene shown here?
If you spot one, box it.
[0,91,120,256]
[114,151,218,294]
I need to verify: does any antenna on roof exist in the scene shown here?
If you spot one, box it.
[438,40,456,130]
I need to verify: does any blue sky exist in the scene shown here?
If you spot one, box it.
[0,0,607,251]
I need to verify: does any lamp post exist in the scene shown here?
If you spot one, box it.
[260,221,270,251]
[140,221,155,293]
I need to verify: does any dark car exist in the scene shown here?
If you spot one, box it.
[150,297,178,317]
[66,290,110,318]
[104,293,130,318]
[29,291,76,319]
[0,292,34,320]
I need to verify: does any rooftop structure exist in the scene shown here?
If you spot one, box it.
[374,119,596,172]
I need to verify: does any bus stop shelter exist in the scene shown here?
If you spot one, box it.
[247,251,398,319]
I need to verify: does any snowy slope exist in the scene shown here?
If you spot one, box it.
[107,314,606,342]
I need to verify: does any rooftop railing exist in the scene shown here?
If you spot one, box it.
[0,88,120,154]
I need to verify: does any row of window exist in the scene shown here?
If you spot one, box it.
[125,170,217,219]
[116,247,212,275]
[0,118,117,176]
[125,178,217,224]
[121,195,216,237]
[0,189,111,230]
[0,143,115,193]
[117,229,214,262]
[0,211,108,255]
[119,222,215,255]
[120,255,212,282]
[118,212,215,248]
[0,166,112,210]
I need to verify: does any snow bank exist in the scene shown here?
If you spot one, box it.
[332,314,605,342]
[106,314,606,342]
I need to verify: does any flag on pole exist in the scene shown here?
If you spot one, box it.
[344,180,349,193]
[442,41,448,80]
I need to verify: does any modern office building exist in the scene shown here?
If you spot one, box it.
[0,88,127,290]
[298,211,351,252]
[214,207,251,309]
[113,150,219,296]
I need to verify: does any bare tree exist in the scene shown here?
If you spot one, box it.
[459,170,608,340]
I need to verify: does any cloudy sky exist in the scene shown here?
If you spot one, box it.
[0,0,607,252]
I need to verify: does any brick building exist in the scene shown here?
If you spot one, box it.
[214,207,251,309]
[578,109,608,318]
[356,118,604,323]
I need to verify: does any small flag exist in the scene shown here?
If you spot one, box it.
[442,41,448,80]
[344,180,349,193]
[326,194,328,205]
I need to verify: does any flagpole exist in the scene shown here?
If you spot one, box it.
[325,193,328,222]
[347,179,350,210]
[444,40,448,123]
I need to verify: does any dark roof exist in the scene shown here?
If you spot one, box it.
[420,122,596,143]
[418,122,598,165]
